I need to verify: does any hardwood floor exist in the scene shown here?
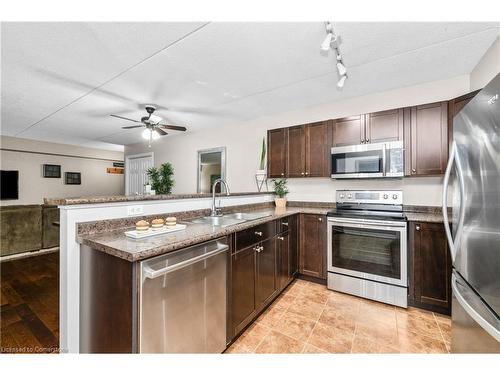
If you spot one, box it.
[0,252,59,354]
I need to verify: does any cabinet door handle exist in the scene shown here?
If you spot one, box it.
[282,222,289,227]
[301,172,305,176]
[305,172,309,175]
[277,236,284,241]
[255,231,263,236]
[281,173,285,176]
[412,168,416,173]
[361,140,365,144]
[318,217,323,222]
[415,225,421,231]
[366,139,370,143]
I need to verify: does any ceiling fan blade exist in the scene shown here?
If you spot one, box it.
[122,125,144,129]
[110,114,140,123]
[159,124,187,132]
[155,128,168,136]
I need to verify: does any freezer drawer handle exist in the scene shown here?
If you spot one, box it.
[143,242,229,279]
[452,274,500,343]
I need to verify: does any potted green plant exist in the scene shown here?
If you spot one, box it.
[272,178,289,208]
[146,162,175,195]
[256,137,266,180]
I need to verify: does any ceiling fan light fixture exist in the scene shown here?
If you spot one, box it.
[142,128,151,140]
[152,129,161,140]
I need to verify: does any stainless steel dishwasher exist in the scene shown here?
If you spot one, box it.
[139,238,228,353]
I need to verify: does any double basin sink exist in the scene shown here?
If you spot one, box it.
[188,211,272,227]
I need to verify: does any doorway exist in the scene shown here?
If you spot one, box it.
[125,152,154,195]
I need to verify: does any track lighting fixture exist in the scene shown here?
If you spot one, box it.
[336,61,347,76]
[321,32,333,51]
[321,21,348,89]
[337,75,347,88]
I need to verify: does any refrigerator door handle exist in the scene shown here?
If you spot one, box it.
[442,141,465,262]
[452,274,500,342]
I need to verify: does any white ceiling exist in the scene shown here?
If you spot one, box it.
[1,22,499,150]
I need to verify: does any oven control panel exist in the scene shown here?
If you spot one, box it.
[336,190,403,205]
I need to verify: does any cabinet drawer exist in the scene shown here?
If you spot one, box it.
[235,221,276,251]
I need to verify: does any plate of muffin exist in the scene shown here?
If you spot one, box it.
[125,217,186,239]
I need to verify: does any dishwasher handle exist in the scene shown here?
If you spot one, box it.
[143,242,229,279]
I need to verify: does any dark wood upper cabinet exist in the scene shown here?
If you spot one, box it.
[267,128,287,178]
[447,90,480,148]
[405,101,448,176]
[268,121,329,178]
[299,214,327,279]
[305,121,329,177]
[408,221,452,315]
[365,109,404,143]
[287,125,306,177]
[332,115,365,146]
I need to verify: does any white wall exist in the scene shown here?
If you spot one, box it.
[470,36,500,90]
[0,136,125,206]
[126,75,471,207]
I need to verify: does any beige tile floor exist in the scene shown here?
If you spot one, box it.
[225,279,451,354]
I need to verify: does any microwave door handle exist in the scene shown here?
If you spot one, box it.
[382,143,387,176]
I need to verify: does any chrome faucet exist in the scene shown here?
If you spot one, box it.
[211,178,230,217]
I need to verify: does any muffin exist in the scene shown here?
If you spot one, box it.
[151,218,164,230]
[165,217,177,227]
[135,220,150,232]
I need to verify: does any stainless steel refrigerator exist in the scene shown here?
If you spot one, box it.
[442,73,500,353]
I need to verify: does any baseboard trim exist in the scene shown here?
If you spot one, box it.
[0,247,59,263]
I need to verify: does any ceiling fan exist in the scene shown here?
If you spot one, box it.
[111,105,187,145]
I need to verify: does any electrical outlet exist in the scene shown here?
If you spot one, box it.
[127,205,144,216]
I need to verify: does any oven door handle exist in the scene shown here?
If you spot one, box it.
[328,217,407,228]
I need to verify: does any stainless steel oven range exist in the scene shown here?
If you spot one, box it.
[327,190,408,307]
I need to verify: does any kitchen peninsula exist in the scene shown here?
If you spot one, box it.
[51,191,447,353]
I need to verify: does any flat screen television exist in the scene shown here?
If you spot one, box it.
[1,170,19,200]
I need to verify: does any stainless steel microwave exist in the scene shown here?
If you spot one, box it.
[330,141,404,179]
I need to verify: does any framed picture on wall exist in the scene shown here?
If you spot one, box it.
[65,172,81,185]
[43,164,61,178]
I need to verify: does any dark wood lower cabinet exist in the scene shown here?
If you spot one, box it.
[230,215,301,338]
[299,214,327,279]
[408,221,452,315]
[255,238,277,306]
[230,245,256,334]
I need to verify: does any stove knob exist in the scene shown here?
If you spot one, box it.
[383,194,388,199]
[347,194,352,199]
[392,194,398,200]
[339,193,345,199]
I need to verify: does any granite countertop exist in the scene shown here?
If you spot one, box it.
[78,206,330,262]
[45,191,272,206]
[403,205,448,223]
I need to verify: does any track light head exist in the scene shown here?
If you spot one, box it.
[321,32,333,51]
[337,75,347,88]
[336,62,347,76]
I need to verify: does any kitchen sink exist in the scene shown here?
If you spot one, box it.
[188,212,271,227]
